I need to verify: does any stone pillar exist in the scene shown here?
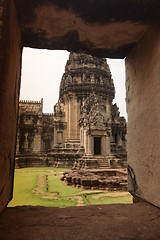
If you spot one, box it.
[68,94,79,138]
[101,136,105,156]
[50,130,54,149]
[54,126,58,146]
[106,135,111,154]
[85,134,91,155]
[88,135,92,155]
[0,0,21,213]
[33,128,42,153]
[57,131,63,144]
[80,128,82,145]
[118,133,123,146]
[84,130,87,153]
[106,97,111,118]
[82,127,84,146]
[126,25,160,207]
[77,100,80,137]
[64,96,69,139]
[24,133,29,149]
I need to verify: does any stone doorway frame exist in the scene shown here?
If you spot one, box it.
[0,0,159,213]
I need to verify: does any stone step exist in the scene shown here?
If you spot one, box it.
[65,137,80,143]
[97,160,110,169]
[64,137,81,149]
[78,155,111,169]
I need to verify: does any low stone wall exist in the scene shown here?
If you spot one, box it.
[15,154,78,168]
[15,155,49,168]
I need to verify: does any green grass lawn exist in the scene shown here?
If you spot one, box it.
[8,167,132,207]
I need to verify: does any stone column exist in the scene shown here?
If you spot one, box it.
[50,129,54,149]
[77,100,81,137]
[80,128,82,145]
[106,97,111,118]
[24,133,29,150]
[57,131,63,144]
[54,126,58,146]
[68,94,79,138]
[83,130,87,153]
[106,97,112,145]
[82,127,84,146]
[101,136,106,156]
[88,135,92,155]
[33,128,42,153]
[106,135,111,154]
[118,132,123,146]
[85,134,91,155]
[63,95,69,140]
[126,25,160,207]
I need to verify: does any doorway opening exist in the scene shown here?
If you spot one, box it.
[8,49,131,208]
[94,137,101,155]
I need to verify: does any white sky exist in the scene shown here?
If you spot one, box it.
[20,48,127,118]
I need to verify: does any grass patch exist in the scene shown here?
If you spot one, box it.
[8,167,132,207]
[87,193,132,205]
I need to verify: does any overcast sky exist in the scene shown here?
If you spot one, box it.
[20,48,127,118]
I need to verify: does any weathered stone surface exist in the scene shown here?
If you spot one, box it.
[1,204,160,240]
[126,25,160,207]
[63,169,127,191]
[0,0,21,213]
[14,0,160,58]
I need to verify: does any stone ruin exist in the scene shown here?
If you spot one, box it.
[16,52,127,189]
[16,53,127,169]
[0,0,160,231]
[62,169,127,191]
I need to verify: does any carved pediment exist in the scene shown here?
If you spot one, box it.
[90,111,108,129]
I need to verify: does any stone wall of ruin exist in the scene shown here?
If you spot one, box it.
[0,0,21,213]
[126,25,160,207]
[19,100,43,115]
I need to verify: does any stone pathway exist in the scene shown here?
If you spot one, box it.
[0,203,160,240]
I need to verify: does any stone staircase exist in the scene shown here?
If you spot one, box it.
[97,158,110,169]
[75,152,127,170]
[111,143,127,161]
[77,155,110,170]
[46,137,84,168]
[64,137,81,148]
[106,153,126,168]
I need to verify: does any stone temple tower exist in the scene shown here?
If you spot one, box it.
[59,53,114,142]
[16,52,126,168]
[53,52,126,168]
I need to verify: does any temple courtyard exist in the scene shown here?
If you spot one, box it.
[8,167,132,207]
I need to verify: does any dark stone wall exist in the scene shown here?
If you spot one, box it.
[14,0,160,58]
[0,0,21,213]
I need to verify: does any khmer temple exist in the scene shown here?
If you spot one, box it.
[16,53,127,170]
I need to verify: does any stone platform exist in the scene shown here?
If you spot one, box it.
[63,169,127,190]
[0,203,160,240]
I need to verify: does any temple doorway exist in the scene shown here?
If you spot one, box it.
[94,137,101,155]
